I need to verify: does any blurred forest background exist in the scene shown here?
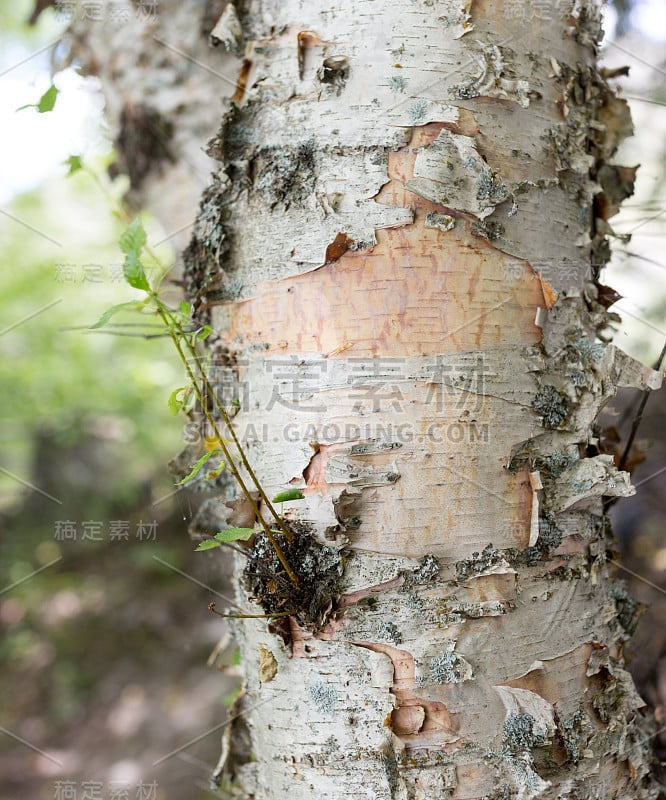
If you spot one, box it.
[0,1,664,798]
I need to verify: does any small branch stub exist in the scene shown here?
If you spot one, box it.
[244,523,345,632]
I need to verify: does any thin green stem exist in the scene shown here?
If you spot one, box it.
[82,168,300,588]
[154,301,299,586]
[175,323,295,544]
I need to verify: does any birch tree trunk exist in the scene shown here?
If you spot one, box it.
[70,0,662,797]
[191,2,663,798]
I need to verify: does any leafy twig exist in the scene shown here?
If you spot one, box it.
[82,196,299,585]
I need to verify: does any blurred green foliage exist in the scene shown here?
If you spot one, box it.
[0,162,183,510]
[0,16,210,786]
[0,158,221,800]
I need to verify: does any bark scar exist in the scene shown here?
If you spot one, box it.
[350,641,459,747]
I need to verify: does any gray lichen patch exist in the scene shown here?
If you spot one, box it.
[424,211,455,232]
[535,516,562,551]
[502,713,545,754]
[471,219,505,242]
[429,651,473,684]
[375,620,403,645]
[561,328,604,385]
[532,385,570,430]
[532,451,578,479]
[565,332,604,363]
[408,98,430,124]
[557,709,586,764]
[544,61,634,279]
[308,682,339,715]
[409,555,441,585]
[504,544,553,570]
[606,584,640,636]
[450,81,481,101]
[591,664,645,725]
[388,74,408,94]
[476,166,510,206]
[182,174,232,318]
[253,139,317,209]
[456,544,505,582]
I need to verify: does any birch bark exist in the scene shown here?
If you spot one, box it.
[192,2,661,798]
[71,0,662,797]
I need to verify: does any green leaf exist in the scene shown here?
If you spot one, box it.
[180,301,191,317]
[88,300,146,330]
[272,489,305,503]
[176,449,222,485]
[119,218,151,290]
[123,250,150,291]
[214,528,256,543]
[205,462,227,480]
[65,155,83,176]
[195,539,222,551]
[119,216,147,254]
[37,84,58,112]
[197,325,213,341]
[17,84,59,113]
[167,387,186,415]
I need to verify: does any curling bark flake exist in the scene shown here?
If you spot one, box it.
[186,1,663,798]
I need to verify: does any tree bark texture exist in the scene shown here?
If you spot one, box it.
[70,0,663,798]
[186,2,662,797]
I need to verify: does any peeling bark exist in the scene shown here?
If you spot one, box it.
[73,0,663,797]
[187,2,662,797]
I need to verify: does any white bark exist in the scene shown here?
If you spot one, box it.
[71,0,662,797]
[197,2,661,798]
